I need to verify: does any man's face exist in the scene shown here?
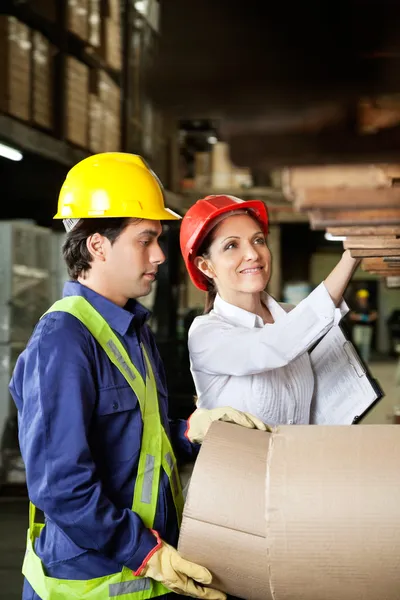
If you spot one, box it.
[103,219,165,301]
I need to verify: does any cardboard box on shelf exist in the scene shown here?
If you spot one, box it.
[98,70,121,151]
[101,17,122,71]
[32,31,54,130]
[88,93,103,153]
[0,16,31,122]
[104,0,121,23]
[179,421,400,600]
[211,141,233,189]
[88,0,101,47]
[210,141,254,190]
[65,57,89,148]
[231,166,253,189]
[194,152,211,190]
[67,0,89,41]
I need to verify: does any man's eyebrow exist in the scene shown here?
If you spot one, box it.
[138,229,161,237]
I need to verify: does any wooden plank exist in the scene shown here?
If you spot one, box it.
[327,226,400,236]
[282,164,400,200]
[350,248,400,258]
[361,258,400,271]
[310,208,400,229]
[344,236,400,249]
[383,257,400,263]
[361,269,400,276]
[295,187,400,211]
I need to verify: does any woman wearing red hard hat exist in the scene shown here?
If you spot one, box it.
[180,194,360,426]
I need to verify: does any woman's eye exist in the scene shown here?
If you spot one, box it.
[254,237,266,245]
[224,242,237,250]
[140,239,151,247]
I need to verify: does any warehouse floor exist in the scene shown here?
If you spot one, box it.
[0,358,399,600]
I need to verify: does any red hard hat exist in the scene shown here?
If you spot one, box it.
[180,194,269,291]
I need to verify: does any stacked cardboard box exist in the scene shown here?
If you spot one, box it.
[101,0,122,70]
[210,142,253,190]
[32,31,54,130]
[88,0,101,47]
[88,91,103,152]
[65,57,89,147]
[88,69,121,152]
[67,0,89,41]
[100,70,121,151]
[194,152,211,189]
[0,16,31,122]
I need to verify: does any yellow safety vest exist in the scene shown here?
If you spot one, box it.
[22,296,184,599]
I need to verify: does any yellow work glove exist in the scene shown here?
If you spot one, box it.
[186,407,270,444]
[142,540,226,599]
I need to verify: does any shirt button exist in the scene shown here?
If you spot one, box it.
[112,402,119,410]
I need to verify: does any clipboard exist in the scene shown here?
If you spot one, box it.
[309,323,384,425]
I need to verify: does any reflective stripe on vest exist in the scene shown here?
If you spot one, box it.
[22,296,184,600]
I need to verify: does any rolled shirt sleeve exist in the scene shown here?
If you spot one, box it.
[189,283,344,377]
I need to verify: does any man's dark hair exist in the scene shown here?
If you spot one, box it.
[62,218,132,280]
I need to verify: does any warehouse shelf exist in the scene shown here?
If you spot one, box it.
[0,113,89,166]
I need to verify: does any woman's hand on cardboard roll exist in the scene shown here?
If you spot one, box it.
[186,407,270,444]
[139,536,226,599]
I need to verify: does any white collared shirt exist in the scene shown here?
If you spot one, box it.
[188,283,349,426]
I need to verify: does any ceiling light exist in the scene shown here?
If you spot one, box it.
[325,232,347,242]
[0,142,23,162]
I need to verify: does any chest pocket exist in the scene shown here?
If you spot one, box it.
[95,385,140,464]
[97,384,138,416]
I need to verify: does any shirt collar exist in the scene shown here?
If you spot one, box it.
[62,281,150,336]
[213,292,287,329]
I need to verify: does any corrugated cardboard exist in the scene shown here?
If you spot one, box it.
[0,16,31,122]
[179,421,400,600]
[65,57,89,147]
[32,32,53,130]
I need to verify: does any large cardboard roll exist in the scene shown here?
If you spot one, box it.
[178,421,400,600]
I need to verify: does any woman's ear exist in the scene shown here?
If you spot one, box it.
[194,256,215,281]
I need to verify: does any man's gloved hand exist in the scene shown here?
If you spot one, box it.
[141,539,226,599]
[186,407,271,444]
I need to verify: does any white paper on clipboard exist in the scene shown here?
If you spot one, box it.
[309,325,380,425]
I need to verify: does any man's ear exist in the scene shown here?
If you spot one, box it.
[86,233,107,262]
[194,256,215,281]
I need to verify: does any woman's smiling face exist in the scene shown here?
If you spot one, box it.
[195,212,271,298]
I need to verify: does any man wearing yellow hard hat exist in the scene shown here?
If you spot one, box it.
[9,153,268,600]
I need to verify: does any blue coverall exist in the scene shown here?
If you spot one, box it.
[9,281,198,600]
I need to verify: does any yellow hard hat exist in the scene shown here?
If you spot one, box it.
[356,289,369,299]
[54,153,181,224]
